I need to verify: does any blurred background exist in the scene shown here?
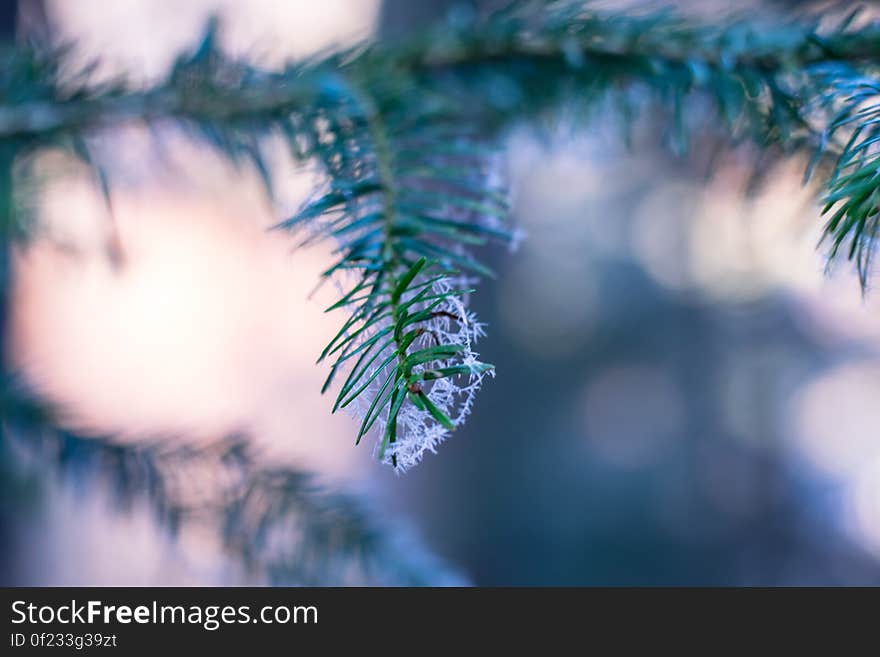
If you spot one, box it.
[4,0,880,585]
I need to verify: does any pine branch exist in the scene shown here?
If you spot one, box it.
[3,1,880,466]
[275,67,509,469]
[1,384,463,585]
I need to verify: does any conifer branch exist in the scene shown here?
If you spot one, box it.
[3,2,880,466]
[1,385,462,585]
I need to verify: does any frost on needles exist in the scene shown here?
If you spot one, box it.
[278,91,512,469]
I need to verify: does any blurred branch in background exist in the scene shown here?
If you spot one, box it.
[1,382,463,585]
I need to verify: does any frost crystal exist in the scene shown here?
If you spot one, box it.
[339,276,491,471]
